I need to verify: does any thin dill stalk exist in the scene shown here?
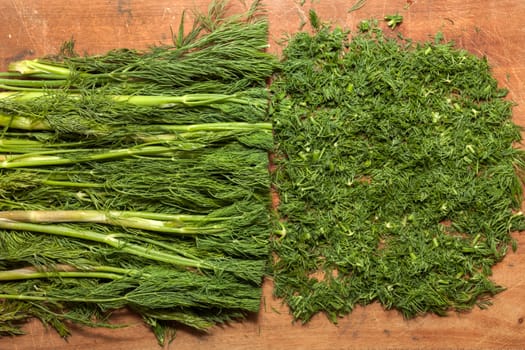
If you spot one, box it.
[40,180,104,189]
[0,293,125,304]
[0,269,123,281]
[1,142,48,154]
[348,0,367,12]
[0,144,205,168]
[0,114,49,130]
[8,60,75,77]
[0,138,45,148]
[121,235,203,260]
[0,78,68,88]
[0,210,227,235]
[3,9,276,91]
[0,135,88,148]
[0,219,212,270]
[0,209,234,223]
[0,91,256,107]
[90,265,142,275]
[0,264,143,281]
[0,71,68,80]
[112,94,253,107]
[156,122,272,132]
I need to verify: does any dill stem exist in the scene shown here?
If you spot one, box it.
[0,265,141,281]
[0,144,204,168]
[0,219,211,270]
[0,138,45,147]
[0,91,256,107]
[0,269,123,281]
[158,122,272,132]
[41,180,104,188]
[0,203,228,223]
[8,59,72,77]
[0,78,68,88]
[7,59,120,83]
[111,94,250,107]
[0,210,227,234]
[0,293,125,304]
[0,72,68,80]
[0,137,95,150]
[0,114,50,130]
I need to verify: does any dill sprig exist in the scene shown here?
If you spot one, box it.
[0,263,263,334]
[0,142,271,214]
[0,90,271,143]
[2,0,277,94]
[270,16,525,323]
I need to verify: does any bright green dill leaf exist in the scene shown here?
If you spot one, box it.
[349,0,367,13]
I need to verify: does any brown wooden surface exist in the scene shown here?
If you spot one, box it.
[1,0,525,349]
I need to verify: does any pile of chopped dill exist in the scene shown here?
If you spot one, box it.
[270,13,525,322]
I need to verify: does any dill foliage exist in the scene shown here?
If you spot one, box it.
[0,0,275,344]
[270,14,525,323]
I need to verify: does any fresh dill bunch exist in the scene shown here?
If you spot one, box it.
[0,1,276,344]
[270,15,525,323]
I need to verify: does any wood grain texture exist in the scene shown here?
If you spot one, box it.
[1,0,525,349]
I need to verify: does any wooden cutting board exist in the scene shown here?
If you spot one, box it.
[0,1,524,349]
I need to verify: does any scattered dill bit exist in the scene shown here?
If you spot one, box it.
[358,19,377,32]
[270,14,525,323]
[348,0,367,13]
[384,13,403,29]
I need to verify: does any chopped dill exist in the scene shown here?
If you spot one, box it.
[270,16,525,323]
